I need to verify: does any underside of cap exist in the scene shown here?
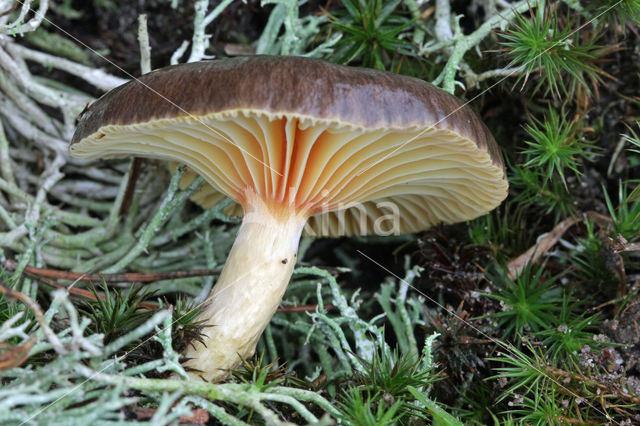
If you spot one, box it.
[184,177,493,237]
[72,109,508,236]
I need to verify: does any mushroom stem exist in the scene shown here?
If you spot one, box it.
[184,199,307,382]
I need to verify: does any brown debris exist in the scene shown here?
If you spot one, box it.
[2,259,221,283]
[508,216,581,279]
[133,406,209,424]
[0,335,37,372]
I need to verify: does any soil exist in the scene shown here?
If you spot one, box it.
[48,0,271,75]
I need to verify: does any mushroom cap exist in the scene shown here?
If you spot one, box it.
[71,55,508,236]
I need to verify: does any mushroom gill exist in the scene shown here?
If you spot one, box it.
[73,109,506,225]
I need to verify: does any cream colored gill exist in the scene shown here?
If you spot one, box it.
[323,156,504,211]
[71,110,505,217]
[302,130,501,210]
[83,131,243,198]
[217,113,274,196]
[168,121,261,192]
[73,135,237,197]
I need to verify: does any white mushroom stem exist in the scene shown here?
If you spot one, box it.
[184,197,307,382]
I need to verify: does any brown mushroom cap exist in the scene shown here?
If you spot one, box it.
[71,55,508,234]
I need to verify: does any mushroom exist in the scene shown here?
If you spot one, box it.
[70,55,508,382]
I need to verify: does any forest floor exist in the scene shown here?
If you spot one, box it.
[1,0,639,424]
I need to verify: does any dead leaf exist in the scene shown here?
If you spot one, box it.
[0,335,37,372]
[508,216,581,279]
